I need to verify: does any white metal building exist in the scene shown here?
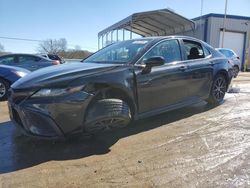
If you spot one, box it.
[189,14,250,70]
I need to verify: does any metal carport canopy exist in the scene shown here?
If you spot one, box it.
[98,9,195,37]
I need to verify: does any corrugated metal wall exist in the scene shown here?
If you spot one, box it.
[207,17,249,48]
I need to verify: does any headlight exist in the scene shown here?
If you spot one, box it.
[32,85,85,98]
[13,71,28,78]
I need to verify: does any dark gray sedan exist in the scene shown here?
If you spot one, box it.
[0,53,60,71]
[8,36,233,139]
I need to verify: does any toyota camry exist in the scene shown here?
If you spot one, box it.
[8,36,233,139]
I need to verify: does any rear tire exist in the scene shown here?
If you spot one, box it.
[84,99,132,134]
[233,66,239,78]
[206,74,227,105]
[0,78,9,101]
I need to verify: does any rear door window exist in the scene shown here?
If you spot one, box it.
[183,40,205,60]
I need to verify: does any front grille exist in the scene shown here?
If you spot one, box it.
[11,109,59,137]
[22,111,57,136]
[11,106,58,137]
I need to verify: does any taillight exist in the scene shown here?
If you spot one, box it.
[52,60,60,65]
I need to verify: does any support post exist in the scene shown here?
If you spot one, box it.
[106,33,108,46]
[111,31,113,43]
[101,35,104,48]
[221,0,228,48]
[116,30,119,42]
[199,0,204,40]
[98,35,100,50]
[130,19,133,39]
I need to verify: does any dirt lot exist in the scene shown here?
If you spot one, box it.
[0,73,250,188]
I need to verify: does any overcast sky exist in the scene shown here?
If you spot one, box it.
[0,0,249,53]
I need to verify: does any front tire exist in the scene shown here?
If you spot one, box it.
[84,99,132,134]
[206,74,227,105]
[0,78,9,101]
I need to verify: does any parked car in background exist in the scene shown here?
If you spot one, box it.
[38,53,64,64]
[216,48,241,77]
[0,54,60,71]
[0,65,30,100]
[8,36,233,139]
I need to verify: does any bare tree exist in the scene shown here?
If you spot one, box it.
[58,49,92,59]
[37,38,67,54]
[0,43,4,52]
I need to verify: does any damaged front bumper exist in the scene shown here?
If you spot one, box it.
[8,88,94,139]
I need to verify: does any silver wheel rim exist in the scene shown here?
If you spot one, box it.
[212,77,226,101]
[0,82,6,98]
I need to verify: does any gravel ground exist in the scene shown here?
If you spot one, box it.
[0,73,250,188]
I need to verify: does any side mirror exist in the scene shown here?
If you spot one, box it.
[142,56,165,74]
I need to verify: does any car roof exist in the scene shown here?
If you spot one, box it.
[120,36,208,46]
[0,53,51,60]
[0,53,44,57]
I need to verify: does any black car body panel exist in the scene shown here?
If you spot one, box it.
[8,36,233,139]
[12,62,120,89]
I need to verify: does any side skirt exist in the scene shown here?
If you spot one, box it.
[136,97,203,120]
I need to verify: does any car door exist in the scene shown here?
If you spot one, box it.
[135,39,191,114]
[181,39,214,99]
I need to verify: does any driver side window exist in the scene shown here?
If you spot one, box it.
[143,39,182,64]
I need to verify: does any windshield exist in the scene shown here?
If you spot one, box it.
[83,39,152,64]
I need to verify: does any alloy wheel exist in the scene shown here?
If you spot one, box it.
[0,81,6,98]
[212,77,226,101]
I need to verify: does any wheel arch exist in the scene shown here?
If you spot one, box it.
[84,82,137,121]
[0,76,12,86]
[214,69,231,90]
[233,64,239,69]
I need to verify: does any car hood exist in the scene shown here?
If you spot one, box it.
[0,65,30,77]
[12,62,119,89]
[0,65,30,73]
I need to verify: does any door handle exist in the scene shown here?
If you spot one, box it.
[179,66,188,71]
[210,62,215,66]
